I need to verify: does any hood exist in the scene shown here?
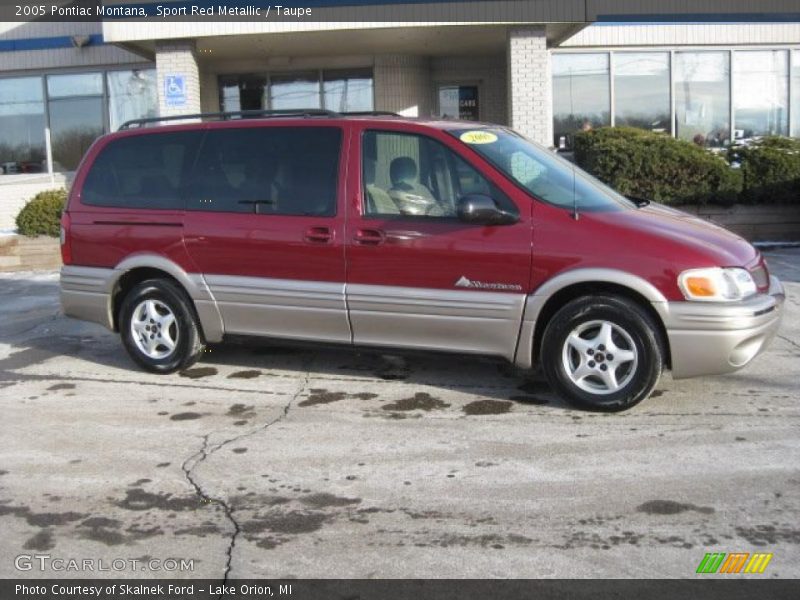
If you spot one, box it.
[595,202,759,269]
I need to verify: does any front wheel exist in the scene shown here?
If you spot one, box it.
[540,295,664,412]
[119,279,205,374]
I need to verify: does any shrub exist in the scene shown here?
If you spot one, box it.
[15,188,67,237]
[730,136,800,204]
[573,127,742,205]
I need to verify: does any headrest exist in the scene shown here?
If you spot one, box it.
[390,156,417,185]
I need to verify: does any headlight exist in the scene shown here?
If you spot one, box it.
[678,267,757,302]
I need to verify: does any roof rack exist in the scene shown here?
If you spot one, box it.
[341,111,400,117]
[118,108,340,130]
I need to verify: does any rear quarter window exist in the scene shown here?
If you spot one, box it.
[81,131,203,210]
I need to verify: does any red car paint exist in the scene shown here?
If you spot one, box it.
[63,116,764,301]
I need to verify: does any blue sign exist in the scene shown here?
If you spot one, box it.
[164,75,187,107]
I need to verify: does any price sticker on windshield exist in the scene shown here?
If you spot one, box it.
[460,131,498,144]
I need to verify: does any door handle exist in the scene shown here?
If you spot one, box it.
[304,226,332,243]
[354,229,385,245]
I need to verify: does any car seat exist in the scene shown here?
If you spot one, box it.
[388,156,443,216]
[364,158,400,215]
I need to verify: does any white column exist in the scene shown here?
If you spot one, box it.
[507,26,553,147]
[155,39,201,118]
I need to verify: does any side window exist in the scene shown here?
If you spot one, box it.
[186,126,341,217]
[81,132,202,209]
[362,130,511,219]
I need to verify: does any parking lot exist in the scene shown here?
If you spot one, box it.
[0,250,798,579]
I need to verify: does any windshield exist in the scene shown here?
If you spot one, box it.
[448,128,634,212]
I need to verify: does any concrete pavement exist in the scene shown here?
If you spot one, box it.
[0,253,798,579]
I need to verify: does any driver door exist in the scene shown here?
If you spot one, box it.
[344,125,533,360]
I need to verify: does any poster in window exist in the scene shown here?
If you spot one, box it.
[439,85,479,121]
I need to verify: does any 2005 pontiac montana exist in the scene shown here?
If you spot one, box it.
[60,110,785,411]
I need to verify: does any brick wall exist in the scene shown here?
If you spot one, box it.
[155,40,201,117]
[0,235,61,272]
[374,54,509,125]
[374,55,432,117]
[507,26,553,147]
[0,175,68,232]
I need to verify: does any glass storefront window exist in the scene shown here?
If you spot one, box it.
[552,53,611,148]
[47,73,105,171]
[614,52,671,133]
[218,74,267,112]
[0,77,46,175]
[220,76,242,112]
[219,70,375,113]
[674,51,731,148]
[793,51,800,138]
[107,69,158,131]
[734,50,789,139]
[47,72,103,98]
[323,69,374,112]
[270,73,321,110]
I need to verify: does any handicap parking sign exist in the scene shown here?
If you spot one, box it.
[164,75,187,107]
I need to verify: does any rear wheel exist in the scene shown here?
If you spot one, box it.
[541,295,663,412]
[119,279,204,374]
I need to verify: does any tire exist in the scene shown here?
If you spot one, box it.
[540,295,664,412]
[119,278,205,374]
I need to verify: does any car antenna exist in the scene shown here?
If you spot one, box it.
[571,166,579,221]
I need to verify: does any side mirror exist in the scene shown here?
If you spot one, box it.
[457,194,518,226]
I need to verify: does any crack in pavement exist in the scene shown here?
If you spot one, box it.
[0,371,292,396]
[778,334,800,351]
[180,433,238,591]
[0,313,61,339]
[179,358,313,586]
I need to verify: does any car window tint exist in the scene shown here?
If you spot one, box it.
[362,130,514,219]
[81,131,202,209]
[186,126,341,216]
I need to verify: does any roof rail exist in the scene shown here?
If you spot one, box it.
[341,111,400,117]
[118,108,340,130]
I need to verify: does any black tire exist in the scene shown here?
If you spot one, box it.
[119,278,205,374]
[540,295,664,412]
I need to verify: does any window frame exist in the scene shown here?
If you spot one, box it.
[446,126,635,213]
[359,128,516,222]
[612,51,672,134]
[0,66,157,176]
[183,124,345,218]
[218,68,376,114]
[732,49,790,139]
[79,130,204,211]
[552,51,612,149]
[435,82,482,121]
[552,45,800,148]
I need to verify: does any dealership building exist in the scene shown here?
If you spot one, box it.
[1,0,800,183]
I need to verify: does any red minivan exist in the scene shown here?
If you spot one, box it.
[60,111,785,411]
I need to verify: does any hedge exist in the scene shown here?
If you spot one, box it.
[573,127,742,206]
[730,136,800,204]
[15,188,67,237]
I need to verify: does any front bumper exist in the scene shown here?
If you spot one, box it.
[661,275,785,379]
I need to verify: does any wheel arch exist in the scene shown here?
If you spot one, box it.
[109,255,224,342]
[515,269,671,370]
